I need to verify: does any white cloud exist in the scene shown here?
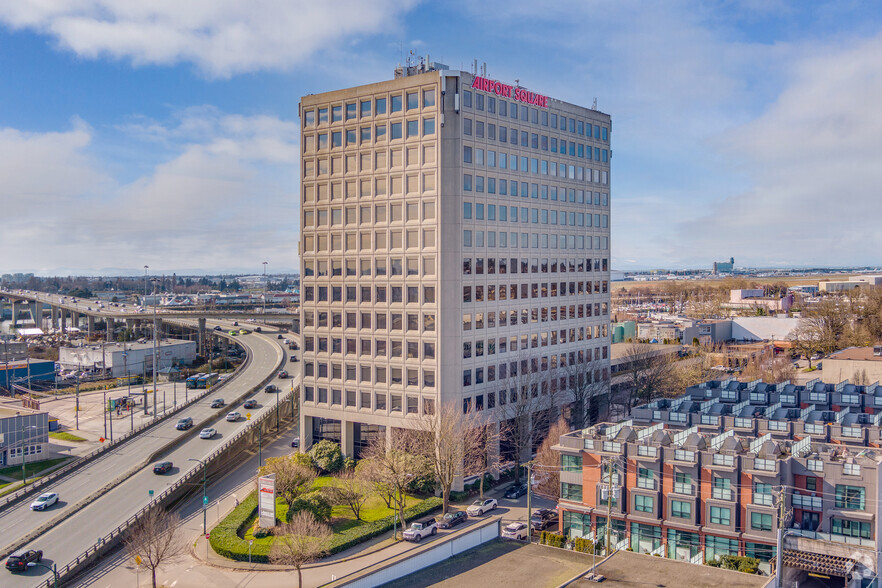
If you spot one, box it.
[0,108,301,274]
[0,0,420,77]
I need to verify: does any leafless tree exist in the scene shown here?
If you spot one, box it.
[562,355,608,429]
[804,297,850,354]
[618,343,677,414]
[270,511,332,588]
[257,455,316,510]
[326,471,369,520]
[532,417,570,500]
[790,323,824,369]
[123,507,184,588]
[739,348,796,383]
[357,431,431,538]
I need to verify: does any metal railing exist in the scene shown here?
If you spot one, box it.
[0,343,250,512]
[36,382,297,588]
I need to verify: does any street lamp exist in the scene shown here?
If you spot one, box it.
[26,562,58,588]
[262,261,268,319]
[143,265,149,298]
[20,423,37,485]
[189,458,208,535]
[151,277,160,416]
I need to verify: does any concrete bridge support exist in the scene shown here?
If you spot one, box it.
[60,309,67,334]
[198,318,206,357]
[106,318,115,341]
[27,301,43,329]
[87,315,95,338]
[51,306,58,331]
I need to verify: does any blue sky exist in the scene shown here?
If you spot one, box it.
[2,0,882,275]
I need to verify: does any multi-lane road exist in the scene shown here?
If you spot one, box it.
[0,298,294,587]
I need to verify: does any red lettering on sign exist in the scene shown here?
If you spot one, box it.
[470,76,547,108]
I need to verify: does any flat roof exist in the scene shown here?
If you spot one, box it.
[829,347,882,362]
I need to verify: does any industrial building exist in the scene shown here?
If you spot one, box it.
[57,339,197,377]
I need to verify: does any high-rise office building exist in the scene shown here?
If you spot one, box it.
[298,61,612,458]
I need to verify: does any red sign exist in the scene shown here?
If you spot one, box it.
[470,76,548,108]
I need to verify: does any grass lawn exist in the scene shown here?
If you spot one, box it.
[0,457,71,481]
[49,431,87,442]
[240,475,421,546]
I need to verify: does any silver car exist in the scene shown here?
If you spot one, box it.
[199,428,217,439]
[30,492,59,511]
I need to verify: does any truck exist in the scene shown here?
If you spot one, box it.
[402,517,438,542]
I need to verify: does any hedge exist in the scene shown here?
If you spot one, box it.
[209,491,443,562]
[539,531,566,548]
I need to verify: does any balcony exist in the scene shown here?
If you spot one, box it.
[789,527,874,548]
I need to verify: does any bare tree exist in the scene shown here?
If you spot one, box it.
[739,348,796,383]
[790,323,824,369]
[804,297,850,354]
[124,508,184,588]
[257,455,316,510]
[618,343,677,413]
[498,354,541,483]
[357,431,431,538]
[532,417,570,500]
[270,511,332,588]
[326,471,369,520]
[562,355,608,430]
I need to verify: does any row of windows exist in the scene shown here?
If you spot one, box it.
[464,316,608,338]
[303,336,435,359]
[464,334,610,359]
[303,90,437,128]
[464,230,609,251]
[302,145,436,190]
[303,117,436,151]
[302,285,435,306]
[463,351,609,389]
[304,201,435,228]
[464,284,609,303]
[461,89,609,143]
[304,156,438,183]
[464,202,608,228]
[304,309,436,331]
[463,125,609,162]
[464,165,609,190]
[302,257,435,279]
[464,257,609,275]
[304,363,435,385]
[463,374,609,409]
[302,228,437,253]
[303,386,436,415]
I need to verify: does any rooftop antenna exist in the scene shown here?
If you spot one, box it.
[473,59,477,75]
[482,62,487,77]
[593,97,598,109]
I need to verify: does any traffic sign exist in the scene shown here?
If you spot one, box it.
[203,496,209,506]
[135,555,142,565]
[148,489,154,496]
[246,413,251,420]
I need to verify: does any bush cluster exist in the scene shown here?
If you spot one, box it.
[328,497,442,555]
[572,537,595,553]
[705,555,761,574]
[539,531,566,548]
[288,490,332,523]
[308,440,344,473]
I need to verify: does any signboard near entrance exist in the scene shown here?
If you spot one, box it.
[258,474,276,528]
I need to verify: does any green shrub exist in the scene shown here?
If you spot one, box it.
[407,469,437,496]
[309,440,344,473]
[709,555,760,574]
[251,519,273,539]
[289,490,332,522]
[343,456,357,471]
[572,537,594,553]
[540,531,565,548]
[209,491,273,563]
[290,451,316,470]
[328,497,442,555]
[449,490,469,503]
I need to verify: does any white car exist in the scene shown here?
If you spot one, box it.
[501,522,528,540]
[199,428,217,439]
[30,492,59,511]
[466,498,497,516]
[226,412,241,422]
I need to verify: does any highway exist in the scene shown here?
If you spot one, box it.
[0,317,288,586]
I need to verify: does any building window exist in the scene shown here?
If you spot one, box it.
[712,477,732,501]
[751,512,773,532]
[637,468,654,490]
[671,500,691,519]
[561,454,582,472]
[710,506,731,526]
[635,495,653,513]
[561,482,582,501]
[832,518,871,539]
[754,483,773,506]
[835,485,866,510]
[673,472,692,495]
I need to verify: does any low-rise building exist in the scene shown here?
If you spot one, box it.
[0,408,49,466]
[822,346,882,384]
[58,339,198,377]
[725,289,793,315]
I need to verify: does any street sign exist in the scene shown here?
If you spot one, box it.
[135,555,142,565]
[99,437,105,443]
[246,413,251,420]
[203,496,209,506]
[148,489,154,496]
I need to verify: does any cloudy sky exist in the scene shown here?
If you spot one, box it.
[2,0,881,275]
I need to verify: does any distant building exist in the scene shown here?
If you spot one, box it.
[821,346,882,384]
[57,339,197,377]
[724,289,793,314]
[820,276,882,294]
[612,321,636,343]
[637,321,682,343]
[712,257,734,274]
[789,285,819,296]
[0,409,49,466]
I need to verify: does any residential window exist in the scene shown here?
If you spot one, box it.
[561,482,583,501]
[673,472,691,495]
[635,495,653,513]
[671,500,691,519]
[832,518,871,539]
[637,468,654,490]
[750,512,773,532]
[835,485,866,510]
[712,477,732,500]
[710,506,731,526]
[754,483,773,506]
[561,454,582,472]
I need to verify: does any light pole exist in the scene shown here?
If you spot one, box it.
[262,261,268,319]
[26,562,58,587]
[143,265,149,298]
[151,278,160,416]
[189,458,208,535]
[20,423,37,485]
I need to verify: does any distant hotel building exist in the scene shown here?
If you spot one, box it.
[298,60,612,457]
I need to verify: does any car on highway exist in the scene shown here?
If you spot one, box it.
[175,417,193,430]
[278,370,289,379]
[265,384,279,393]
[228,330,238,336]
[437,510,468,529]
[5,549,43,572]
[289,355,298,362]
[153,461,173,474]
[466,498,497,516]
[233,321,239,326]
[291,436,300,448]
[277,334,284,339]
[501,522,529,540]
[504,483,528,499]
[255,327,262,333]
[214,326,222,331]
[210,398,225,408]
[199,428,217,439]
[226,411,241,422]
[243,399,258,409]
[530,508,559,531]
[239,329,250,335]
[29,492,59,511]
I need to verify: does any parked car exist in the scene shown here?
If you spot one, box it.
[436,510,468,529]
[466,498,497,516]
[5,549,42,572]
[278,370,289,379]
[30,492,59,511]
[199,428,217,439]
[501,522,529,540]
[291,436,300,448]
[265,384,279,393]
[210,398,225,408]
[530,508,559,531]
[175,417,193,430]
[226,412,241,422]
[402,517,438,542]
[243,399,258,409]
[153,461,173,474]
[504,483,528,499]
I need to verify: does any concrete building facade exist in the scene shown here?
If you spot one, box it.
[298,63,612,457]
[58,339,198,377]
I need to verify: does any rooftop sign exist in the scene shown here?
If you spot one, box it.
[470,76,548,108]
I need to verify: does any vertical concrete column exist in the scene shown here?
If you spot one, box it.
[30,302,43,328]
[126,319,135,338]
[197,318,206,357]
[299,413,313,453]
[87,315,95,338]
[341,420,355,458]
[11,301,19,328]
[489,420,502,478]
[106,318,115,341]
[60,309,67,334]
[51,306,58,331]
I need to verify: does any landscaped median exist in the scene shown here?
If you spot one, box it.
[209,487,442,563]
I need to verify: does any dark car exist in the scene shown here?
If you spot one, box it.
[289,355,298,362]
[504,483,528,499]
[6,549,42,572]
[291,436,300,448]
[278,370,289,379]
[437,510,468,529]
[243,399,258,409]
[233,321,239,326]
[255,326,262,333]
[277,334,283,339]
[153,461,173,474]
[530,508,559,531]
[213,326,222,331]
[175,417,193,430]
[210,399,225,408]
[265,384,279,393]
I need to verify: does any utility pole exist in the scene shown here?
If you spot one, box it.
[604,456,615,554]
[526,462,533,543]
[775,486,788,588]
[151,278,159,416]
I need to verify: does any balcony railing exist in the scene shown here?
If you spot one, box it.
[790,527,874,548]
